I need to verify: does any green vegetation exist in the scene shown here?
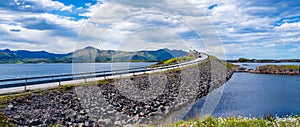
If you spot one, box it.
[167,116,300,127]
[258,64,300,69]
[151,53,197,67]
[59,84,75,90]
[225,57,254,63]
[163,56,194,65]
[237,58,253,62]
[60,79,115,89]
[256,65,300,74]
[222,62,236,70]
[49,124,64,127]
[275,65,299,70]
[0,114,16,127]
[0,92,33,107]
[209,55,238,70]
[97,79,114,85]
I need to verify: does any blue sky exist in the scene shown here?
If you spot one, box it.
[0,0,299,59]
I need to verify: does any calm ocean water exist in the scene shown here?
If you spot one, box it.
[0,62,155,80]
[186,65,300,118]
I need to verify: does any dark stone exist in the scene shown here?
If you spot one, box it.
[43,118,52,125]
[30,119,43,126]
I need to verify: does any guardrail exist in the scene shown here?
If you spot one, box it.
[0,54,207,91]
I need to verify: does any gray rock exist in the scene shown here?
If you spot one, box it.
[98,118,113,126]
[114,120,122,126]
[29,119,42,126]
[43,118,52,125]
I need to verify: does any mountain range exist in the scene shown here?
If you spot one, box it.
[0,46,187,63]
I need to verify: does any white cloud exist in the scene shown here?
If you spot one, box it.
[114,29,191,52]
[1,0,299,59]
[0,7,87,53]
[60,4,74,12]
[275,22,300,31]
[38,0,74,12]
[289,45,300,53]
[0,21,76,52]
[79,1,104,17]
[184,0,300,59]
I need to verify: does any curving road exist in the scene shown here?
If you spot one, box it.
[0,53,208,94]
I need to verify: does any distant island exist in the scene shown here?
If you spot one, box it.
[0,46,187,64]
[226,57,300,63]
[233,64,300,75]
[252,65,300,75]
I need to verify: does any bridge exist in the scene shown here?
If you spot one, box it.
[0,53,208,94]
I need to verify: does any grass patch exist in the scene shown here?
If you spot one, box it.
[97,79,114,85]
[279,65,300,70]
[49,124,63,127]
[168,116,300,127]
[209,55,237,70]
[259,64,300,69]
[222,62,236,70]
[0,113,16,127]
[208,55,222,63]
[258,65,300,70]
[151,53,198,67]
[59,84,74,90]
[58,79,115,90]
[0,92,33,106]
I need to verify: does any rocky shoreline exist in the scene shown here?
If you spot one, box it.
[252,65,300,75]
[1,58,232,126]
[234,65,300,75]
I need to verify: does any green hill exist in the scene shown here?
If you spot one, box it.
[0,47,187,64]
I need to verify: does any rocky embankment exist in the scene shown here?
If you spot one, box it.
[2,90,94,126]
[1,57,232,126]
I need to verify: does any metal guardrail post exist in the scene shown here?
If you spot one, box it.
[24,78,27,91]
[59,79,61,86]
[84,76,87,83]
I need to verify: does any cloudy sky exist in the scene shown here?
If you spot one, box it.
[0,0,299,59]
